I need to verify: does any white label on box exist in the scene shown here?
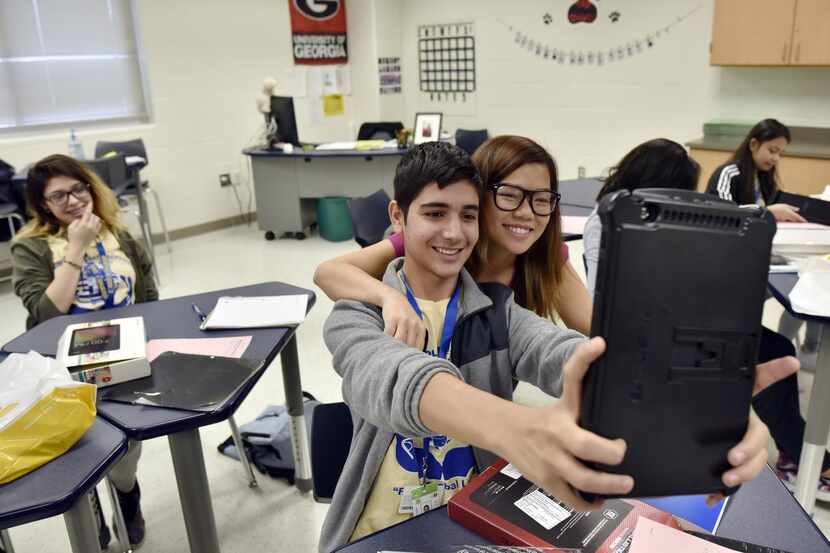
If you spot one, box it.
[500,463,522,479]
[514,489,572,530]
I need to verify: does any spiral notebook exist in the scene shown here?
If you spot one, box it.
[200,294,309,330]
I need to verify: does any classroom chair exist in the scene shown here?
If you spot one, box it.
[455,129,489,156]
[357,122,404,141]
[347,189,392,248]
[84,156,161,285]
[310,402,353,503]
[94,139,171,255]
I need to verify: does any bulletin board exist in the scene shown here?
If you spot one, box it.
[417,22,477,116]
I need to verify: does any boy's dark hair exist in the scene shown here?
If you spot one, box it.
[730,118,790,204]
[393,141,481,217]
[597,138,700,201]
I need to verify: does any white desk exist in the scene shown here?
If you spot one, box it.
[243,147,406,240]
[768,273,830,516]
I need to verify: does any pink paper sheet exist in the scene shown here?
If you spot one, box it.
[630,517,733,553]
[561,215,589,236]
[145,336,253,363]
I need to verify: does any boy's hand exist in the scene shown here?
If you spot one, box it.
[722,412,770,488]
[381,291,427,349]
[501,338,634,511]
[706,413,770,506]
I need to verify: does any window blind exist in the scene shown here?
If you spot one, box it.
[0,0,149,130]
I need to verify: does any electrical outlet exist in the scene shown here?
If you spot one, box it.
[578,166,586,179]
[219,173,232,187]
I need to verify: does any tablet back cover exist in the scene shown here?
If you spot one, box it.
[581,188,776,498]
[101,351,264,412]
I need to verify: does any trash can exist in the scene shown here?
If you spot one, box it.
[316,196,354,242]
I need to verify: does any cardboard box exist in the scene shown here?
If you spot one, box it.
[57,317,150,387]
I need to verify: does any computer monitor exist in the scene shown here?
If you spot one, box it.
[268,95,300,146]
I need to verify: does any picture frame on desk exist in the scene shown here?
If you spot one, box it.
[413,112,442,145]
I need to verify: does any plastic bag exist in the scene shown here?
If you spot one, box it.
[0,351,97,484]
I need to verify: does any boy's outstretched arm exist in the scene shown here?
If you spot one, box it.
[420,337,634,511]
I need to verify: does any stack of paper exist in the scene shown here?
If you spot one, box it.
[790,257,830,317]
[773,222,830,256]
[315,141,357,150]
[201,295,309,330]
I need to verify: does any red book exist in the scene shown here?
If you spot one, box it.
[448,459,682,553]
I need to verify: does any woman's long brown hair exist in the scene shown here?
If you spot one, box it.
[15,154,125,240]
[468,135,563,319]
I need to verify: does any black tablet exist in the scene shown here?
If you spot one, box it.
[581,188,776,498]
[773,191,830,226]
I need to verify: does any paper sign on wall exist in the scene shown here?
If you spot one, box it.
[289,0,348,65]
[323,94,344,117]
[379,57,402,95]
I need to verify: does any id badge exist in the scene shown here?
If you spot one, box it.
[398,485,420,514]
[411,482,443,516]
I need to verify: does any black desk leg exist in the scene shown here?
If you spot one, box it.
[169,429,221,553]
[280,334,313,493]
[64,493,102,553]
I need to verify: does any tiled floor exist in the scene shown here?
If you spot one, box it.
[1,223,829,552]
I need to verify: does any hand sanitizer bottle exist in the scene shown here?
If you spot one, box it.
[68,129,85,160]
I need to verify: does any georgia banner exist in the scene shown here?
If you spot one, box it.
[289,0,348,65]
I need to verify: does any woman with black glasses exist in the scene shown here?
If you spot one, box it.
[11,153,155,549]
[314,134,593,346]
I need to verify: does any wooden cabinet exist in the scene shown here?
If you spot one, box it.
[711,0,796,65]
[690,147,830,197]
[791,0,830,65]
[710,0,830,66]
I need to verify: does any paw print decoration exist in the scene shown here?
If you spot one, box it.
[543,13,553,25]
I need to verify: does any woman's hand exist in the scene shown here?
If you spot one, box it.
[498,338,634,511]
[66,203,101,254]
[381,291,427,349]
[768,203,807,223]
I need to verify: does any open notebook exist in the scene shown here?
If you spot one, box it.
[200,294,309,330]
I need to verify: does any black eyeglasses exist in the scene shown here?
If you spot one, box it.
[489,183,560,216]
[44,182,91,206]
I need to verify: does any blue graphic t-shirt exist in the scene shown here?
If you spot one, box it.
[48,230,137,313]
[350,288,477,542]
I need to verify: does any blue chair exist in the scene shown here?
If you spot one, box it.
[455,129,489,156]
[347,189,392,248]
[310,402,353,503]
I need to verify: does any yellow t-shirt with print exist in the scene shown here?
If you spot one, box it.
[48,229,137,313]
[350,290,477,542]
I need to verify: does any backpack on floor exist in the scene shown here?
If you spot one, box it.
[217,392,318,484]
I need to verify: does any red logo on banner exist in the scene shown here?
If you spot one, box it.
[289,0,348,65]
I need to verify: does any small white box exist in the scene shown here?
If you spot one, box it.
[57,317,151,387]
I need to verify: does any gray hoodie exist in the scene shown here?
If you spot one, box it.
[320,258,586,552]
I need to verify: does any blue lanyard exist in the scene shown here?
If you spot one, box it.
[400,272,461,360]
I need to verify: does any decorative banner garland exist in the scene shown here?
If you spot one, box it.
[502,5,702,66]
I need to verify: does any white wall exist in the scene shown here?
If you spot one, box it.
[398,0,830,178]
[0,0,378,232]
[4,0,828,234]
